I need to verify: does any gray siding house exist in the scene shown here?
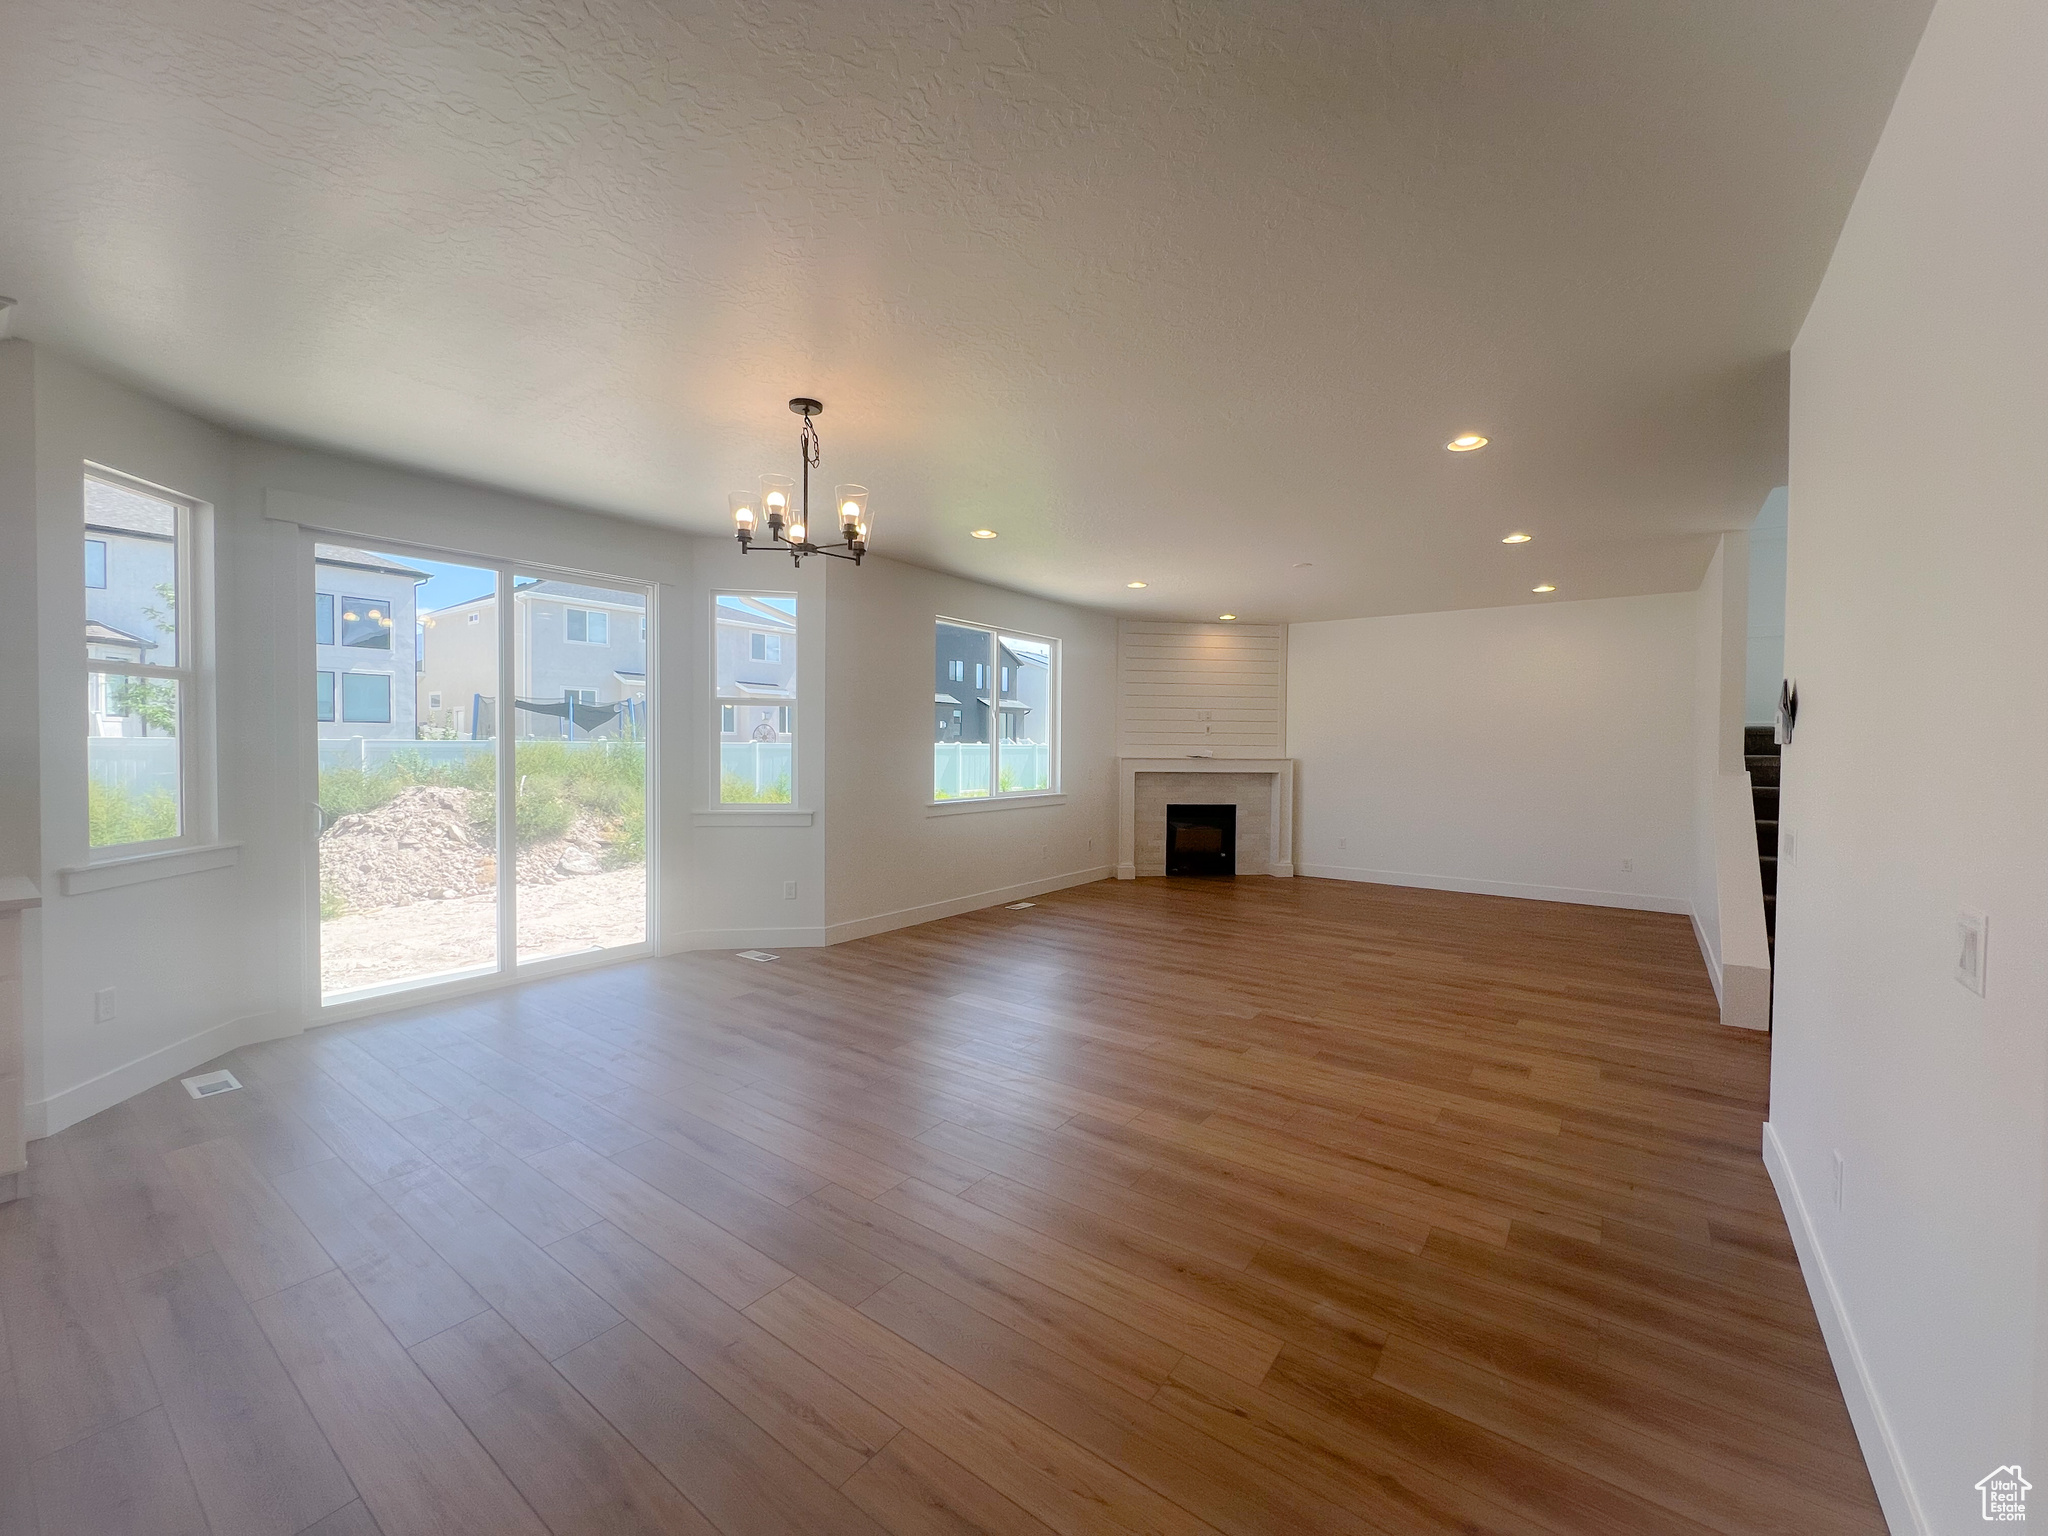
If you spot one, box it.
[417,579,647,739]
[313,547,430,741]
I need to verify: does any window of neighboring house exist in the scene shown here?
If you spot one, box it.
[340,672,392,723]
[316,671,336,722]
[566,608,608,644]
[340,596,392,649]
[84,470,199,849]
[468,610,481,625]
[639,617,647,640]
[933,619,1058,800]
[427,691,442,709]
[315,592,335,646]
[717,592,797,803]
[569,688,597,706]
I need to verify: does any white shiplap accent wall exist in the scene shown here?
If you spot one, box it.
[1116,621,1286,757]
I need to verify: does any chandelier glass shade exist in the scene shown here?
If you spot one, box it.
[734,400,871,565]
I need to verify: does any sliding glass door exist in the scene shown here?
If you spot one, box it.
[311,539,651,1005]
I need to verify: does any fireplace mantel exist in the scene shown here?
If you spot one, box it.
[1116,757,1294,880]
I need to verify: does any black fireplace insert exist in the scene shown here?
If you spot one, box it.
[1166,803,1236,876]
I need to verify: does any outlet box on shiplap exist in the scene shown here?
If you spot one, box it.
[1116,620,1286,758]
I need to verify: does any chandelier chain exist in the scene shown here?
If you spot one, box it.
[800,414,820,470]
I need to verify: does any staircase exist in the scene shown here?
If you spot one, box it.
[1745,725,1779,951]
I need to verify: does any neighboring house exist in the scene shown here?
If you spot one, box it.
[418,580,648,739]
[716,594,797,743]
[84,481,177,739]
[933,633,1049,745]
[314,548,431,741]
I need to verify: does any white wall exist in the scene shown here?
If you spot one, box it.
[823,554,1116,940]
[1289,593,1696,912]
[1770,0,2046,1524]
[1746,486,1789,726]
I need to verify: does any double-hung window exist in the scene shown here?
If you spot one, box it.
[716,593,796,803]
[84,470,199,849]
[566,607,608,644]
[932,619,1057,800]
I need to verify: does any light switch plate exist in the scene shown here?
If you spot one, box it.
[1956,908,1988,996]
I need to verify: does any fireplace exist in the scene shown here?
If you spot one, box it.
[1166,803,1236,876]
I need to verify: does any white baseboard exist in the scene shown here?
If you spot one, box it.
[667,925,829,953]
[1761,1122,1925,1535]
[29,1009,301,1140]
[1691,903,1725,1003]
[824,866,1113,946]
[1295,863,1690,915]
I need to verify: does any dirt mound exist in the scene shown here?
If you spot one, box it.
[320,784,623,916]
[321,785,491,911]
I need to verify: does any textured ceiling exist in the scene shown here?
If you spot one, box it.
[0,0,1930,621]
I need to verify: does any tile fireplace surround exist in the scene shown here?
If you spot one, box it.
[1117,757,1295,879]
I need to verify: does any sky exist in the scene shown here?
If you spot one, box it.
[394,554,496,613]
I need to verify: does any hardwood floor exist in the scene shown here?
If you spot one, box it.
[0,876,1882,1535]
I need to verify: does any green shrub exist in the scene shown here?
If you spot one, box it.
[721,771,791,804]
[88,781,178,847]
[318,767,402,821]
[319,883,348,920]
[604,796,646,868]
[515,784,576,843]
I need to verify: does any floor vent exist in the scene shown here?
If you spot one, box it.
[735,950,780,963]
[182,1070,243,1099]
[1005,901,1037,910]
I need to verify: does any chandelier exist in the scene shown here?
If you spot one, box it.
[731,398,870,566]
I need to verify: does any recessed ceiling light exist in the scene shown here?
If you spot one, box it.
[1501,532,1532,544]
[1126,581,1147,588]
[1531,584,1556,593]
[1218,613,1237,621]
[970,528,997,539]
[1447,433,1488,452]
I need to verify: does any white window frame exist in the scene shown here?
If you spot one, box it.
[82,465,212,860]
[931,616,1061,808]
[712,590,798,810]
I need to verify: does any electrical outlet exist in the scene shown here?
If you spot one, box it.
[1956,908,1988,996]
[1621,858,1634,873]
[1337,837,1348,850]
[1831,1150,1844,1212]
[94,987,116,1023]
[1782,827,1796,864]
[782,880,797,901]
[1195,709,1212,721]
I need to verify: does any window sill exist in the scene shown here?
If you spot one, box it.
[691,809,814,827]
[926,793,1066,817]
[58,841,242,895]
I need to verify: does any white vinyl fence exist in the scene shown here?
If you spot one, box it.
[87,737,179,799]
[932,742,1051,799]
[720,741,794,799]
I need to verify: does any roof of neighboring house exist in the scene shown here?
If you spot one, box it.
[935,692,961,705]
[85,619,157,649]
[84,477,179,540]
[715,594,795,629]
[518,579,645,609]
[315,546,433,581]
